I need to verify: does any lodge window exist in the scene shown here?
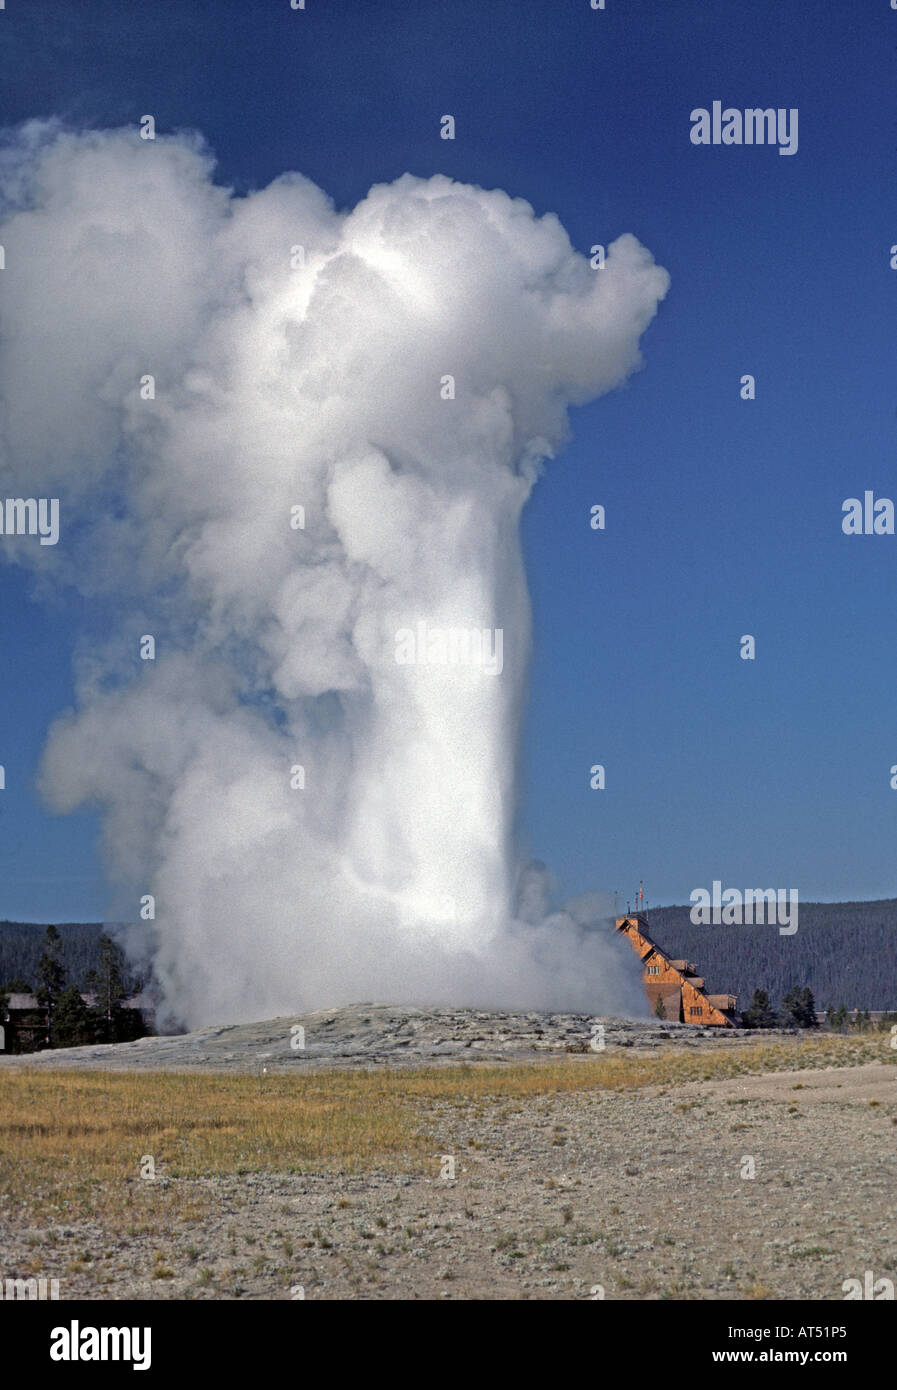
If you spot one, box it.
[689,1006,703,1016]
[646,966,661,975]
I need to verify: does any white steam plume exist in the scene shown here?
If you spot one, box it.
[0,123,668,1027]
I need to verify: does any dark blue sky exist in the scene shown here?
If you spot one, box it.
[1,0,896,920]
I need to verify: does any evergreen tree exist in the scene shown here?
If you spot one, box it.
[799,986,819,1027]
[53,985,92,1048]
[780,987,817,1028]
[654,995,666,1020]
[35,926,66,1046]
[741,988,777,1028]
[93,933,128,1041]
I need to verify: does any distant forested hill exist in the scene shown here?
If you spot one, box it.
[644,899,897,1010]
[3,902,896,1011]
[0,922,143,992]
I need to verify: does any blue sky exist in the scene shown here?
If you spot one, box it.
[1,0,895,920]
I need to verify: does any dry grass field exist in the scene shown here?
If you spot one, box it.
[1,1034,889,1213]
[1,1032,895,1299]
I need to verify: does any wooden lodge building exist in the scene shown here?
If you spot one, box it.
[616,913,737,1027]
[0,991,155,1053]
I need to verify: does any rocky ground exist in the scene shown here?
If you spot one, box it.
[0,1002,768,1072]
[2,1006,895,1300]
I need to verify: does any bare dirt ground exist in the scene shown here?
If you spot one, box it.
[2,1008,895,1301]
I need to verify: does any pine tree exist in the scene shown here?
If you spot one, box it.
[53,985,92,1048]
[94,932,127,1032]
[741,988,777,1028]
[35,926,66,1046]
[799,987,819,1027]
[780,987,817,1028]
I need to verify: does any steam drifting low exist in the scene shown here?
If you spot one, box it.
[0,124,669,1027]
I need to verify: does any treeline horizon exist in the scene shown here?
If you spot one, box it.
[0,924,151,1054]
[644,897,897,1011]
[2,896,895,1014]
[0,921,143,996]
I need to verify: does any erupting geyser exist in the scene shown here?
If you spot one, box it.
[0,123,669,1026]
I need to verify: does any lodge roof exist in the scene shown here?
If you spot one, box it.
[4,992,152,1013]
[7,993,39,1010]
